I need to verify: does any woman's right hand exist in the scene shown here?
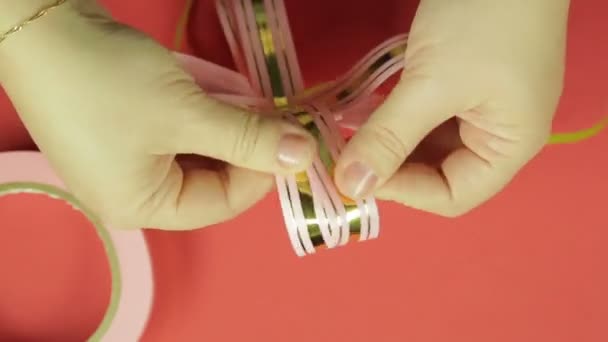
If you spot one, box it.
[0,1,316,230]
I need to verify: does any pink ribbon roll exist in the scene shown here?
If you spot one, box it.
[0,152,154,341]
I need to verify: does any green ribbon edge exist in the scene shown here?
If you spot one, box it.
[548,116,608,145]
[0,182,121,342]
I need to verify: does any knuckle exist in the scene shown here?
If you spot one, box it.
[131,164,184,228]
[364,124,410,165]
[230,112,263,164]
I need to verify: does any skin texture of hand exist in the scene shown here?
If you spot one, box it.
[335,0,570,217]
[0,1,316,230]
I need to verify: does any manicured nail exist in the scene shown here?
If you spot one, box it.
[341,161,378,198]
[277,134,312,169]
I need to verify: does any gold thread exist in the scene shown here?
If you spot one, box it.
[548,116,608,144]
[247,1,364,247]
[173,0,193,50]
[0,0,68,44]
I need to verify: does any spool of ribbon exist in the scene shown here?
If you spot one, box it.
[0,152,153,341]
[208,0,408,256]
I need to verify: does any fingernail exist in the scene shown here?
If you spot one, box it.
[341,161,378,198]
[277,134,312,169]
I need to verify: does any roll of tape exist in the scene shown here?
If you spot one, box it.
[0,151,153,341]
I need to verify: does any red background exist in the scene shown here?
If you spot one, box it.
[1,0,607,341]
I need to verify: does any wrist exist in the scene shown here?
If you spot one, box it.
[0,0,54,27]
[0,0,111,83]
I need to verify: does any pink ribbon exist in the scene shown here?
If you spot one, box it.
[174,0,408,256]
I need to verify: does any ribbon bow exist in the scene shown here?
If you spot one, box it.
[185,0,407,255]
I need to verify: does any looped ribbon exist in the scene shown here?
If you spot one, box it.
[197,0,408,256]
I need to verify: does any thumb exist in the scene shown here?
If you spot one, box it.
[162,92,316,174]
[334,77,458,199]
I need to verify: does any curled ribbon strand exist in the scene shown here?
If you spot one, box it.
[212,0,408,255]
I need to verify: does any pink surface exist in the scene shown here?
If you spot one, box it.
[1,0,607,341]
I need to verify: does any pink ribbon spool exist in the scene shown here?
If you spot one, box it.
[0,151,153,341]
